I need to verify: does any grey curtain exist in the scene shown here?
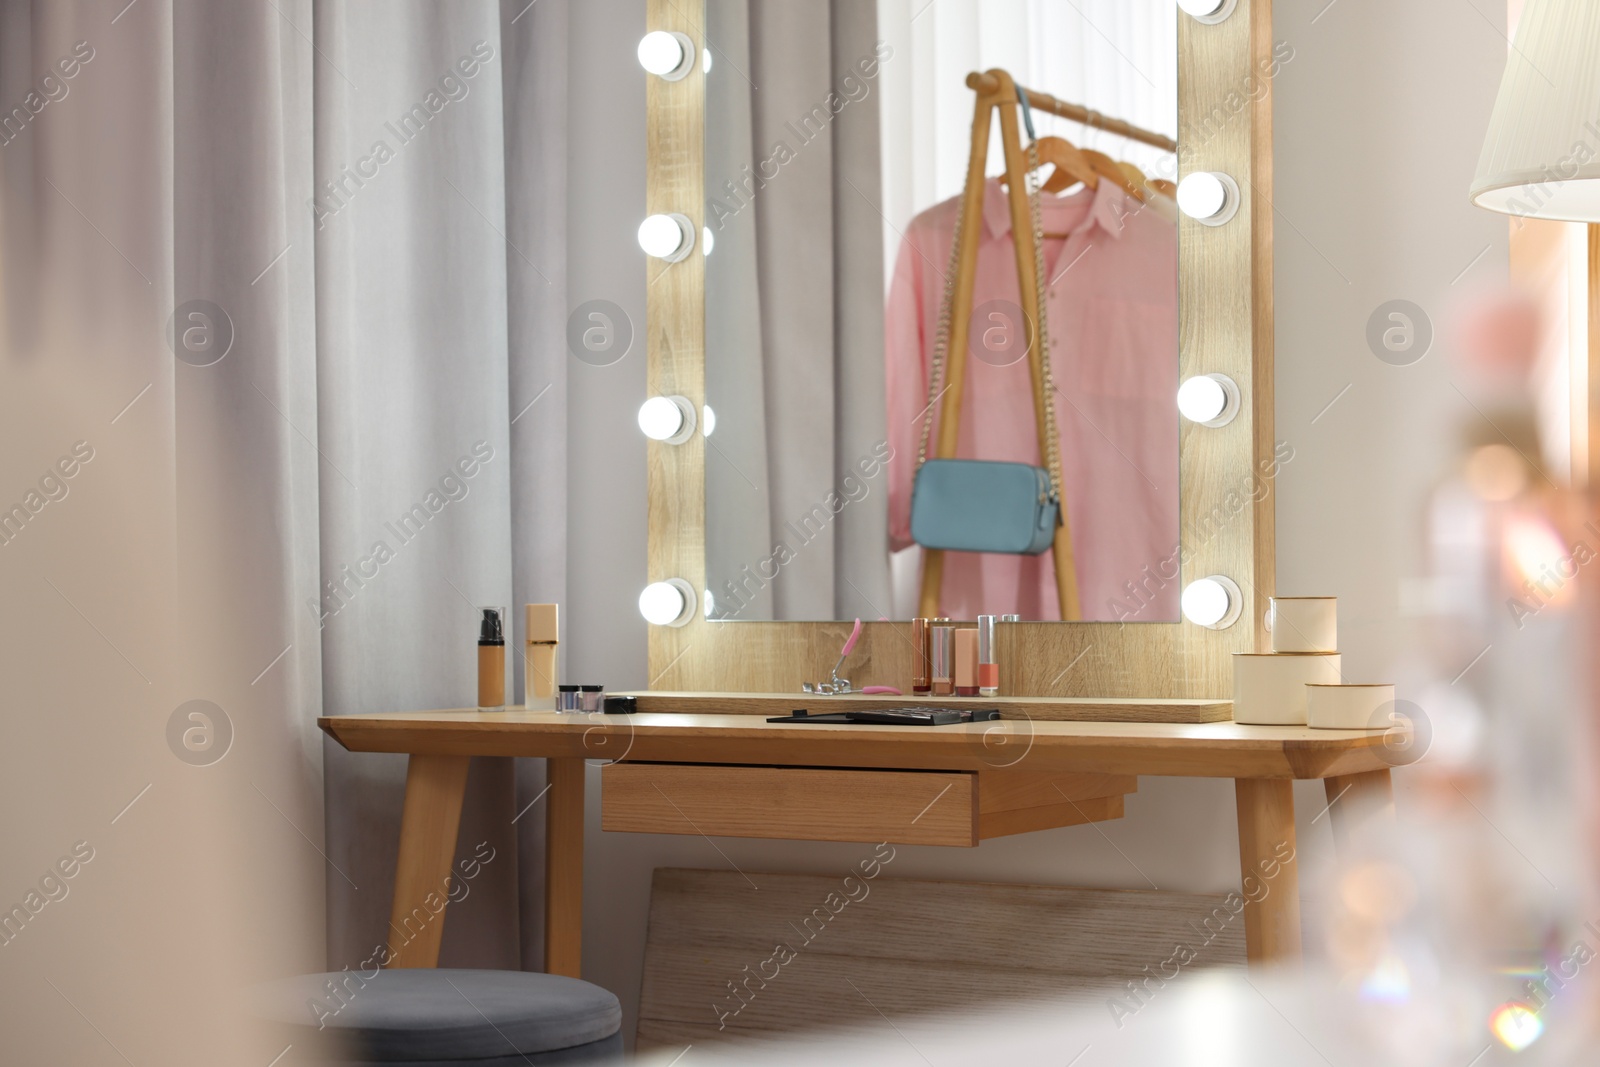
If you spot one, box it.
[0,0,569,992]
[704,0,891,622]
[313,1,568,972]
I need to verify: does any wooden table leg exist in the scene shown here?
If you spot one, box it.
[544,758,585,977]
[1322,768,1395,856]
[1234,778,1302,971]
[386,754,472,968]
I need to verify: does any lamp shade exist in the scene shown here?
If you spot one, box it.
[1471,0,1600,220]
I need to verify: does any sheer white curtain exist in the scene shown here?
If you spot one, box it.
[874,0,1177,617]
[313,0,569,975]
[875,0,1177,282]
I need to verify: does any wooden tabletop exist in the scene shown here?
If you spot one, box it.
[318,708,1402,780]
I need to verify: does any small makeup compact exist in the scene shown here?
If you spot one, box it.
[557,685,604,714]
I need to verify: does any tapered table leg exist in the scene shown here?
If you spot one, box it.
[1234,778,1302,971]
[386,754,472,968]
[544,758,585,977]
[1322,768,1395,856]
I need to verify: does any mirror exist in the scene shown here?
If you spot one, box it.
[701,0,1180,624]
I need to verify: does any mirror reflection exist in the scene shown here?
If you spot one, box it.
[703,1,1180,623]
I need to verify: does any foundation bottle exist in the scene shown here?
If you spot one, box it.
[478,607,506,712]
[524,604,559,710]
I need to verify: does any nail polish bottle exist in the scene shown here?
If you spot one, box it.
[478,607,506,712]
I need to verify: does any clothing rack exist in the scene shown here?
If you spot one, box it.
[965,72,1178,153]
[919,69,1168,622]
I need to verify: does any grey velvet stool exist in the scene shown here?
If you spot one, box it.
[249,968,623,1065]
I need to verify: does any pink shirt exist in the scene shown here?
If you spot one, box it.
[886,178,1179,622]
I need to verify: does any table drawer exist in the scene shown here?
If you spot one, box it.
[602,763,977,846]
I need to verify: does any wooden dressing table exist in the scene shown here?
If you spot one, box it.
[319,693,1398,979]
[449,0,1322,1001]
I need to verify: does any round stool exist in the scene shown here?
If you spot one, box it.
[249,968,623,1065]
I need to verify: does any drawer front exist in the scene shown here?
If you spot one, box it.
[602,763,977,847]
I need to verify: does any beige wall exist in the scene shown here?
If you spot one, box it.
[565,0,1512,1046]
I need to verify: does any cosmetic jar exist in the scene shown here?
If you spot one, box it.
[1268,596,1338,653]
[1232,652,1342,725]
[580,685,604,714]
[557,685,582,713]
[1306,683,1394,730]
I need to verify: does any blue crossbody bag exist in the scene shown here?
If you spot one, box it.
[911,459,1057,554]
[910,103,1063,557]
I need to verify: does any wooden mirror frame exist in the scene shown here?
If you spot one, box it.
[644,0,1275,699]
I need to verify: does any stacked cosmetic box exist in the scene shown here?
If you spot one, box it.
[1232,597,1395,729]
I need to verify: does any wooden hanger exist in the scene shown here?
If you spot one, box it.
[1038,136,1100,194]
[1039,155,1160,240]
[1116,161,1150,196]
[1001,134,1099,195]
[1000,135,1103,240]
[1081,148,1148,202]
[1114,161,1178,202]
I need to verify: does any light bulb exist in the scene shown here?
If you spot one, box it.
[638,213,694,261]
[638,395,696,443]
[637,31,694,80]
[702,404,716,436]
[702,225,714,256]
[1177,373,1239,426]
[1178,174,1225,218]
[637,397,682,440]
[639,579,695,627]
[1177,172,1240,225]
[703,588,715,617]
[1176,0,1236,23]
[1181,575,1242,629]
[703,47,712,74]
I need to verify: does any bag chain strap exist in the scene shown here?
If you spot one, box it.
[915,189,969,470]
[915,103,1064,519]
[1024,135,1065,511]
